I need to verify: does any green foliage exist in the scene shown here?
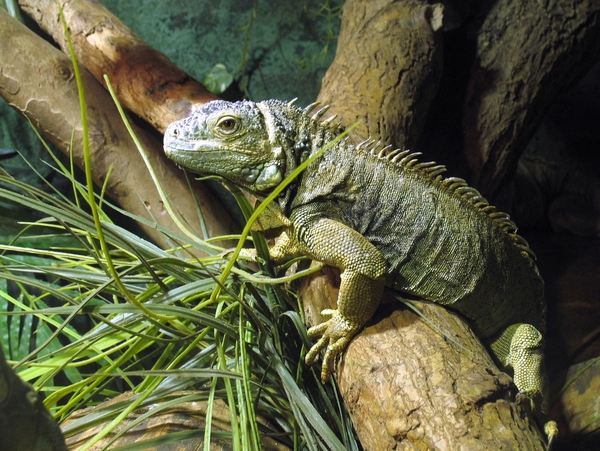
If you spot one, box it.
[0,139,360,451]
[204,63,235,95]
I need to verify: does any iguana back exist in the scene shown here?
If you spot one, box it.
[293,140,546,339]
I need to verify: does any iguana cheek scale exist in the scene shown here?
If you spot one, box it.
[164,98,558,440]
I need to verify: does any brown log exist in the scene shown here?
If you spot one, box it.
[317,0,444,150]
[18,0,219,133]
[463,0,600,199]
[299,268,546,450]
[0,9,235,249]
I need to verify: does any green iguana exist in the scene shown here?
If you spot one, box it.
[163,99,558,439]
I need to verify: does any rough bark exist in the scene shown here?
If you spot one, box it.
[18,0,219,134]
[0,9,235,249]
[463,0,600,198]
[316,0,444,150]
[300,267,546,450]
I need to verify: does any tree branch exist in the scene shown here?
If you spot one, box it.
[0,9,235,249]
[463,0,600,198]
[18,0,219,133]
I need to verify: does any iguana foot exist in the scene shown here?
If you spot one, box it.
[305,309,362,382]
[544,420,558,447]
[489,323,557,443]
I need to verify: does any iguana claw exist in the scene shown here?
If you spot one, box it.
[305,309,361,382]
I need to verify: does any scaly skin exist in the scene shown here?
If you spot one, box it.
[0,347,68,451]
[164,99,558,440]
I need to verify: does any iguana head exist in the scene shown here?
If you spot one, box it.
[164,99,299,194]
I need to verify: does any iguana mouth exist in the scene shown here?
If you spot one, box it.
[164,139,260,157]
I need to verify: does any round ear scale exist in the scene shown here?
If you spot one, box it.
[255,164,283,191]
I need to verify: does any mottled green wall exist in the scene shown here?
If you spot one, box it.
[102,0,340,104]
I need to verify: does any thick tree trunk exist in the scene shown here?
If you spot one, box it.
[0,9,235,249]
[463,0,600,198]
[316,0,444,151]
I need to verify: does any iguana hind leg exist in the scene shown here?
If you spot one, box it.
[488,323,558,441]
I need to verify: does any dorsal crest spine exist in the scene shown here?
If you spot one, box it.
[297,101,536,265]
[351,124,536,265]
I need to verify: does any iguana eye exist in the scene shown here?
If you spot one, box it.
[217,116,237,133]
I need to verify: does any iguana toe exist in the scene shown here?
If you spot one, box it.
[304,334,328,366]
[544,420,558,446]
[304,310,362,382]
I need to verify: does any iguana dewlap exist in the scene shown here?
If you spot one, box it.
[163,99,558,439]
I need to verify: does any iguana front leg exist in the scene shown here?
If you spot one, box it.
[286,206,387,382]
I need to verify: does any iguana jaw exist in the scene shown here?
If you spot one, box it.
[164,143,283,192]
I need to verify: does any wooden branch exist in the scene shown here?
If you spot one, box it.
[62,392,289,451]
[18,0,219,133]
[299,267,546,449]
[0,9,235,249]
[463,0,600,198]
[317,0,444,150]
